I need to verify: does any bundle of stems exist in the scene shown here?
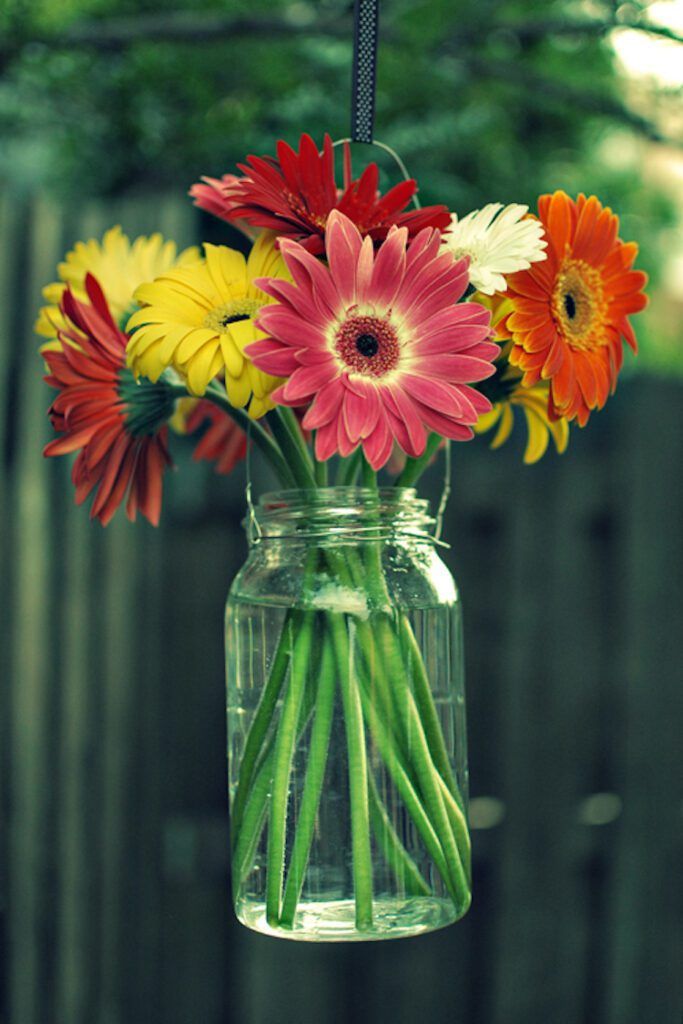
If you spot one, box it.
[221,400,471,930]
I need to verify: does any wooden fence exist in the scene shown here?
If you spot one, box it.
[1,194,681,1024]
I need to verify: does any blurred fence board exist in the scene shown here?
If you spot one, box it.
[7,197,62,1024]
[1,193,682,1024]
[605,382,683,1024]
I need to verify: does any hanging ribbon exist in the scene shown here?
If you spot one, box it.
[351,0,380,143]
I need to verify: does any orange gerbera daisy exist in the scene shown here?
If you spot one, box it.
[505,191,648,425]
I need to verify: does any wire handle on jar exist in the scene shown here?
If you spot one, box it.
[245,423,262,545]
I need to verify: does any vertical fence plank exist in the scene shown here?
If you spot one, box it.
[489,428,617,1024]
[447,446,519,1024]
[7,196,64,1024]
[127,521,165,1024]
[489,458,561,1024]
[0,194,23,1024]
[52,200,116,1024]
[159,521,237,1024]
[55,500,101,1024]
[98,517,142,1023]
[543,439,613,1021]
[605,380,683,1024]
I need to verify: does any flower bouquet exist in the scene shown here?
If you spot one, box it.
[38,133,647,941]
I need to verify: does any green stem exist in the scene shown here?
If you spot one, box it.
[329,612,374,930]
[396,433,442,487]
[353,468,391,611]
[355,663,461,904]
[279,634,337,927]
[231,553,319,917]
[230,611,299,846]
[265,612,316,925]
[367,772,431,898]
[268,409,317,489]
[336,448,363,485]
[382,612,470,857]
[357,619,408,754]
[232,748,274,886]
[351,476,470,872]
[361,458,378,490]
[314,450,329,486]
[232,608,442,919]
[330,556,432,899]
[332,550,417,783]
[354,469,392,612]
[374,616,470,895]
[328,550,437,910]
[398,614,461,802]
[438,775,471,865]
[168,382,296,487]
[279,406,317,478]
[355,608,470,882]
[231,635,323,889]
[328,520,470,892]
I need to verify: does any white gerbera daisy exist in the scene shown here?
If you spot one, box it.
[441,203,547,295]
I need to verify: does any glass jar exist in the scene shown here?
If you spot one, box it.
[225,487,471,942]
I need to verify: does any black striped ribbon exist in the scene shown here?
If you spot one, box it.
[351,0,379,143]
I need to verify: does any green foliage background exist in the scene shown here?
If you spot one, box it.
[1,0,681,368]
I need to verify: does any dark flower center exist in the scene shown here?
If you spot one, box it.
[335,314,400,377]
[204,298,261,333]
[221,313,251,326]
[553,259,606,350]
[355,333,379,358]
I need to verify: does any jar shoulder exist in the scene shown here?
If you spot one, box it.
[228,542,459,611]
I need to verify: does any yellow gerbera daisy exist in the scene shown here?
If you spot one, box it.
[475,364,570,464]
[473,292,570,464]
[35,226,199,348]
[126,232,288,416]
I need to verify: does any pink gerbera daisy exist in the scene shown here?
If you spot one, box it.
[248,211,498,469]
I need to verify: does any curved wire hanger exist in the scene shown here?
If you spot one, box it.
[248,0,452,537]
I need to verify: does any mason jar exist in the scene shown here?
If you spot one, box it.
[225,486,471,941]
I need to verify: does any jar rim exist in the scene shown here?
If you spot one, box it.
[248,486,439,545]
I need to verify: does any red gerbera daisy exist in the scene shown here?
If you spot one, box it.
[505,191,648,426]
[43,273,174,526]
[186,399,248,475]
[190,133,451,254]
